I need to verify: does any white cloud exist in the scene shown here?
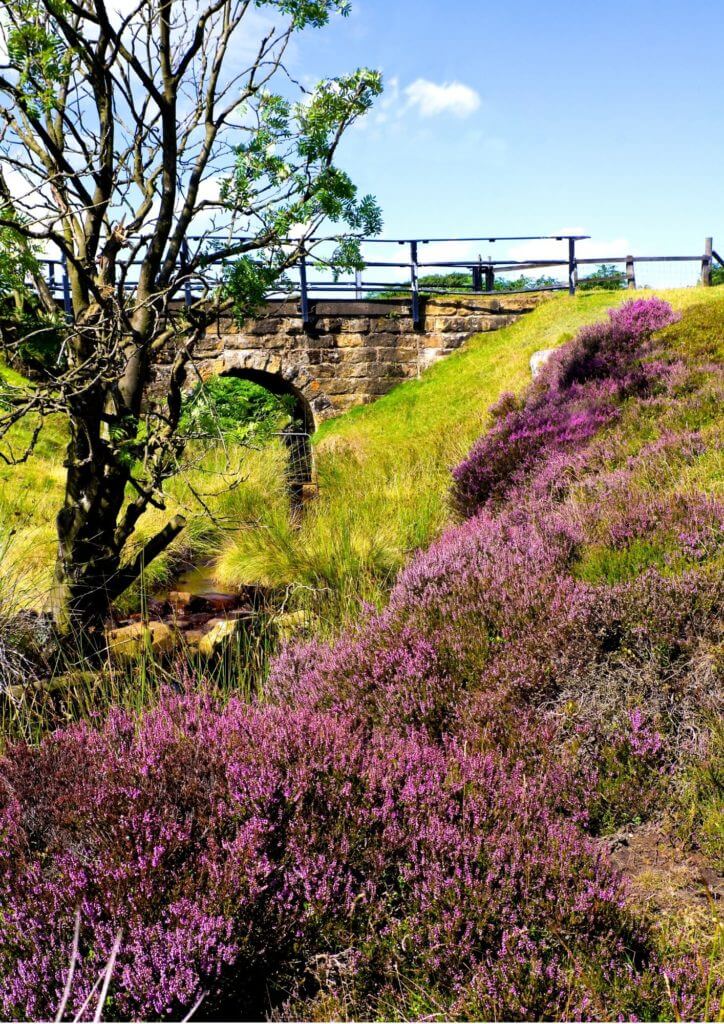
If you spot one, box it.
[358,76,482,128]
[404,79,481,119]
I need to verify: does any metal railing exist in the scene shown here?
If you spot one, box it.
[36,234,722,329]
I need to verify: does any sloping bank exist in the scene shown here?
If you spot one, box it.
[213,286,724,632]
[0,296,722,1020]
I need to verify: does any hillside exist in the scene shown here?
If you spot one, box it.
[0,292,721,1020]
[215,286,723,627]
[2,287,721,626]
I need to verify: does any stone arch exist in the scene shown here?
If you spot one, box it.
[207,353,320,509]
[211,349,329,432]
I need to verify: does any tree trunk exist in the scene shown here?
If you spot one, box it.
[47,394,132,645]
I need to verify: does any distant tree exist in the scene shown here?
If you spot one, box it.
[370,270,559,298]
[495,273,558,291]
[577,264,626,292]
[0,0,381,641]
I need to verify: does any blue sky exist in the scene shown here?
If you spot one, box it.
[288,0,722,287]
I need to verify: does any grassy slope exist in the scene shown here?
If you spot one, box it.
[214,286,724,628]
[2,286,722,621]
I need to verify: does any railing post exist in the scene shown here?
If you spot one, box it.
[47,259,56,296]
[625,255,636,290]
[60,252,72,319]
[701,236,713,286]
[410,240,422,328]
[299,253,311,326]
[568,237,577,295]
[472,262,482,292]
[180,239,192,306]
[484,264,495,292]
[355,268,362,300]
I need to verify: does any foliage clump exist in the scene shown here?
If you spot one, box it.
[578,263,627,291]
[179,377,298,443]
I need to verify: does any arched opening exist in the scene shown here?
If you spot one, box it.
[220,367,315,435]
[218,368,315,510]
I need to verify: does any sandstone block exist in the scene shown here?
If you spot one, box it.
[373,316,414,335]
[334,331,367,348]
[339,317,370,334]
[368,332,401,348]
[198,618,239,657]
[364,380,398,395]
[380,362,406,379]
[196,338,225,357]
[197,358,226,380]
[437,333,469,349]
[328,393,360,411]
[336,348,371,364]
[106,621,176,663]
[316,377,355,395]
[347,362,377,379]
[245,317,284,335]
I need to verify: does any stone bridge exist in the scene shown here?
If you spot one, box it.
[152,292,544,431]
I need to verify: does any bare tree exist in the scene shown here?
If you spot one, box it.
[0,0,381,641]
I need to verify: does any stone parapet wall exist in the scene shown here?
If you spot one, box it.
[151,292,547,424]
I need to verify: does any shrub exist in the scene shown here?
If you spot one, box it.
[577,263,626,292]
[451,299,680,517]
[0,690,697,1022]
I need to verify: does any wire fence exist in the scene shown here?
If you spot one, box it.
[276,430,317,511]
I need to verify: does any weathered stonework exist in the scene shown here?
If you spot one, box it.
[151,292,546,426]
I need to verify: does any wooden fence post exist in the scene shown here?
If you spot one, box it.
[484,264,495,292]
[625,256,636,290]
[410,240,422,328]
[299,254,311,325]
[568,237,577,295]
[701,237,713,286]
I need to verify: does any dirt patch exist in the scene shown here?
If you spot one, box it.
[606,822,722,945]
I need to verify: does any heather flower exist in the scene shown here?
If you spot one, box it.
[0,693,678,1021]
[452,298,681,517]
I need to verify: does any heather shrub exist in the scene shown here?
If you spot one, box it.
[268,619,462,736]
[0,689,701,1022]
[2,296,721,1020]
[452,299,681,517]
